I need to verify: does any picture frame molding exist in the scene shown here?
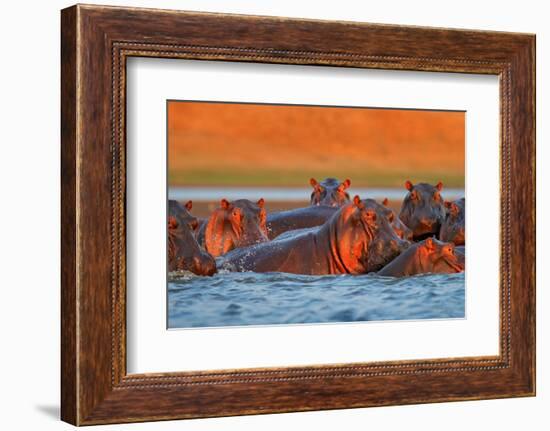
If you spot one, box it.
[61,4,535,425]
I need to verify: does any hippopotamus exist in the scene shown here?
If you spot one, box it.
[217,196,409,275]
[378,237,464,277]
[263,177,350,239]
[310,177,351,207]
[169,199,199,232]
[381,198,413,241]
[266,205,337,239]
[198,198,269,257]
[439,198,465,245]
[399,181,446,241]
[267,198,412,241]
[167,214,216,276]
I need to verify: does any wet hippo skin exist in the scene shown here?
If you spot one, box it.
[381,197,413,241]
[266,205,337,239]
[198,198,268,257]
[169,199,199,232]
[217,196,409,275]
[399,181,447,241]
[167,211,216,276]
[264,177,350,240]
[440,198,465,245]
[378,237,464,277]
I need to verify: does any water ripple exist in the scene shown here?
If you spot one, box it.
[168,271,465,328]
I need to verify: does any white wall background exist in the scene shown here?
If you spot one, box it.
[0,0,546,429]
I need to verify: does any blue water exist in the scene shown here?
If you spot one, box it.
[168,271,465,329]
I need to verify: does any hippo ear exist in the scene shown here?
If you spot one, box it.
[310,178,318,188]
[185,200,193,211]
[220,198,230,210]
[353,195,362,207]
[382,198,389,207]
[444,200,452,209]
[257,198,265,208]
[337,179,351,192]
[424,237,435,251]
[436,181,443,191]
[405,180,413,191]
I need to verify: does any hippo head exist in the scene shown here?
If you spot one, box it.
[399,181,446,241]
[378,237,463,277]
[329,196,409,274]
[362,199,411,271]
[310,177,351,207]
[381,198,414,241]
[168,199,199,232]
[439,198,465,245]
[204,198,268,257]
[167,215,216,276]
[417,237,464,273]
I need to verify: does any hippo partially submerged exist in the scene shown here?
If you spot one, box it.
[378,237,464,277]
[217,196,409,275]
[399,181,446,241]
[439,198,465,245]
[310,177,351,207]
[167,211,216,276]
[381,198,413,241]
[273,198,414,243]
[199,198,268,257]
[169,199,199,232]
[266,205,337,239]
[263,177,350,240]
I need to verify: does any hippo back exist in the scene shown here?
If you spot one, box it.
[266,205,337,239]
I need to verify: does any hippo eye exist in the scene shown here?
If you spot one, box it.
[365,209,377,222]
[168,217,179,229]
[232,209,242,220]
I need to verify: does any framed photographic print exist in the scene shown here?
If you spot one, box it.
[61,4,535,425]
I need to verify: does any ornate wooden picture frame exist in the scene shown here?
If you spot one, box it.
[61,4,535,425]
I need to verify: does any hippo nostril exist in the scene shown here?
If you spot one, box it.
[419,219,434,228]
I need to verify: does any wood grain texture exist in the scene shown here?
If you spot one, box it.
[60,5,78,425]
[60,4,535,425]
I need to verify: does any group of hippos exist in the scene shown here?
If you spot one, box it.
[168,178,466,278]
